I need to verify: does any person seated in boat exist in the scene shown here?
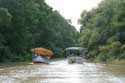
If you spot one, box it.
[32,53,38,58]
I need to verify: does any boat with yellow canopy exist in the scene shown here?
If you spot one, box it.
[31,48,54,64]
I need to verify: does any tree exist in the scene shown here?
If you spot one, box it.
[79,0,125,61]
[0,0,78,62]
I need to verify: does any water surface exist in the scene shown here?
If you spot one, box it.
[0,60,125,83]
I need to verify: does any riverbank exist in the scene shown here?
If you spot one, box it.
[0,62,32,68]
[93,59,125,65]
[108,59,125,65]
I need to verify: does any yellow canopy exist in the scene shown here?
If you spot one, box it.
[31,48,54,57]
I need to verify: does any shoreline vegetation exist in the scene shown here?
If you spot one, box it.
[0,0,125,64]
[79,0,125,62]
[0,0,78,62]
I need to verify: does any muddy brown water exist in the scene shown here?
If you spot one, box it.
[0,60,125,83]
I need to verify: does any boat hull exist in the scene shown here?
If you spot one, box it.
[32,54,49,64]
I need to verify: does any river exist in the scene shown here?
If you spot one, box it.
[0,60,125,83]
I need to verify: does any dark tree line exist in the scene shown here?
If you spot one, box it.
[79,0,125,61]
[0,0,78,62]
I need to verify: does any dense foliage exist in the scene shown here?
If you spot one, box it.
[0,0,77,62]
[79,0,125,61]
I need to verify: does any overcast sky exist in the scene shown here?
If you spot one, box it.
[45,0,102,31]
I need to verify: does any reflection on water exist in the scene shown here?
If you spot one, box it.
[0,60,125,83]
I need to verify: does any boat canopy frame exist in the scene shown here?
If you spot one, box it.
[65,47,86,51]
[65,47,87,57]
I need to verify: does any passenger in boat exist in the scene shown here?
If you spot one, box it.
[32,53,38,58]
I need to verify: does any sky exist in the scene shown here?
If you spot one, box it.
[45,0,102,31]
